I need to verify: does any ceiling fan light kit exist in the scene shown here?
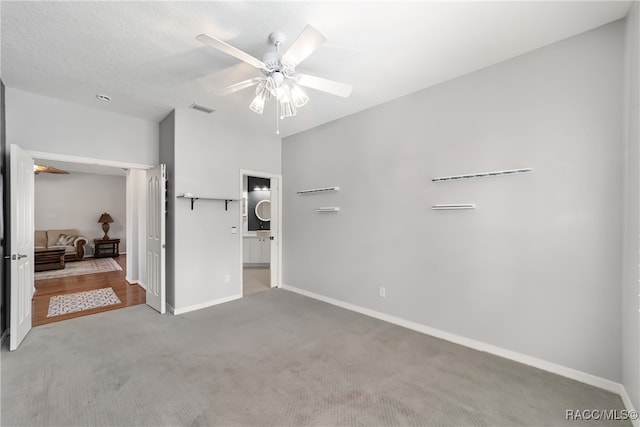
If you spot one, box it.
[197,25,352,133]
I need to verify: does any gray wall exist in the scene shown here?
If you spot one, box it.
[622,3,640,412]
[170,108,280,311]
[159,111,176,308]
[283,21,624,382]
[34,172,126,251]
[1,80,6,336]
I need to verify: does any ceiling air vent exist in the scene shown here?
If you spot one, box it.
[189,103,216,114]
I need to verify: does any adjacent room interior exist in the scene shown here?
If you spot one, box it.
[1,1,639,426]
[30,160,146,325]
[242,174,272,296]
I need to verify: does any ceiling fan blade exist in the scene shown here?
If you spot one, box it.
[295,74,352,98]
[34,165,69,174]
[216,77,264,96]
[281,25,327,68]
[196,34,266,69]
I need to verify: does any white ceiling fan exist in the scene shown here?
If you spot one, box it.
[196,25,352,133]
[34,165,69,175]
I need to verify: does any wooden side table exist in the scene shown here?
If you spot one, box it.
[94,238,120,258]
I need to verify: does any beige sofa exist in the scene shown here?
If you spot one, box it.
[35,229,88,262]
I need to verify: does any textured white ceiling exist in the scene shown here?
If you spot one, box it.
[1,1,632,138]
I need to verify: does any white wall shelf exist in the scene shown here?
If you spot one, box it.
[297,186,340,194]
[432,168,532,182]
[177,195,238,211]
[431,204,476,210]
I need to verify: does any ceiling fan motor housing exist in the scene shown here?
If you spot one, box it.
[262,50,294,79]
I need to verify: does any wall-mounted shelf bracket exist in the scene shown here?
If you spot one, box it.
[178,195,238,211]
[189,197,199,210]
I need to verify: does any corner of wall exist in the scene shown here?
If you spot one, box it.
[622,0,640,416]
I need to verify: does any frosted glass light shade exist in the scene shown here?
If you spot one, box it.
[255,81,272,101]
[280,101,296,118]
[290,84,309,107]
[249,96,264,114]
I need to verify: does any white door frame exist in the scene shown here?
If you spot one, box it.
[239,169,283,292]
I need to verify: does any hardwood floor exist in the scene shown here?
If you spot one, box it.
[32,255,146,326]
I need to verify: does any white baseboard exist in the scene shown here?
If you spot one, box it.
[137,282,146,290]
[125,277,145,290]
[171,294,242,315]
[167,303,175,314]
[281,284,629,399]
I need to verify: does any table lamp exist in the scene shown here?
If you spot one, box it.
[98,212,114,239]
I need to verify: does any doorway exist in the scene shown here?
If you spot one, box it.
[28,153,152,325]
[240,170,281,297]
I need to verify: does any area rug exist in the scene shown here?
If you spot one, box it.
[35,258,122,280]
[47,287,122,317]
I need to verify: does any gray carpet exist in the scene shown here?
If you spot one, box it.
[1,289,629,426]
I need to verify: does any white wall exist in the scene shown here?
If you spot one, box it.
[126,169,147,285]
[622,2,640,413]
[35,172,126,250]
[5,88,158,166]
[283,21,624,382]
[169,108,280,311]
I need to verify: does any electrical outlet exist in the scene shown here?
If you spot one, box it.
[224,275,231,284]
[379,287,386,298]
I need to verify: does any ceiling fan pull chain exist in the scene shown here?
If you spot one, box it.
[276,101,280,135]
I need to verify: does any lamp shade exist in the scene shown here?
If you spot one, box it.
[98,213,114,223]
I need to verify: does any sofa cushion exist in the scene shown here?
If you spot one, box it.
[55,233,76,246]
[47,229,79,246]
[35,230,47,248]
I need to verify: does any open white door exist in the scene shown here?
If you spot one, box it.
[146,164,166,313]
[9,145,34,351]
[269,178,279,287]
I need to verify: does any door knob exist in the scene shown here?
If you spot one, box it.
[17,254,27,259]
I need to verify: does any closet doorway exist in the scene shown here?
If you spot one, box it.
[240,170,281,297]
